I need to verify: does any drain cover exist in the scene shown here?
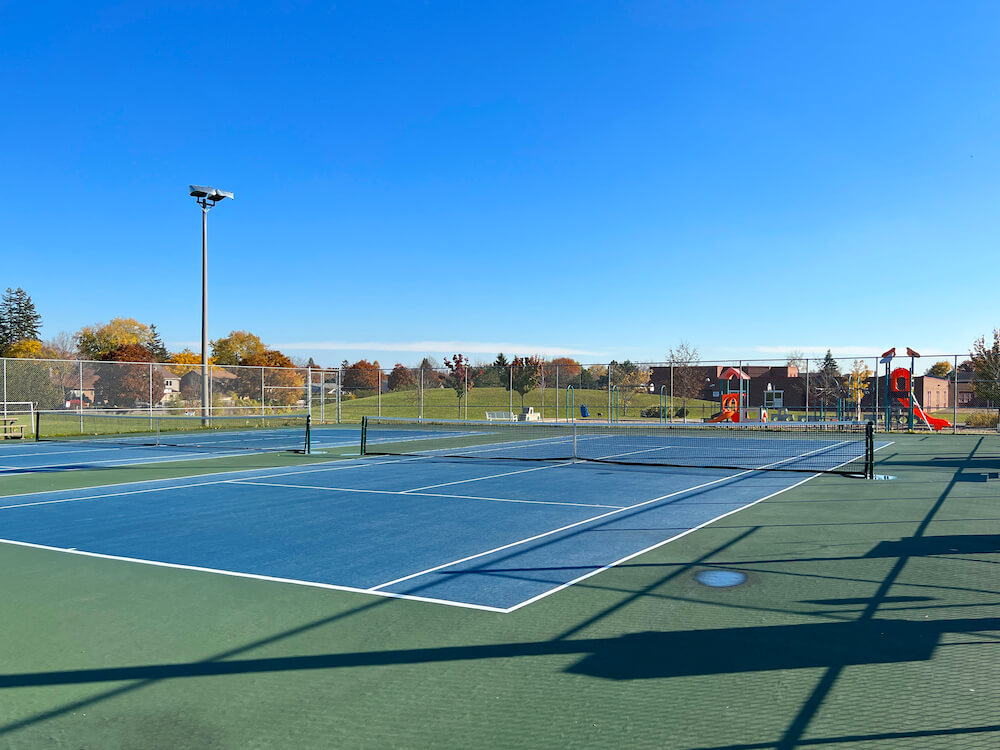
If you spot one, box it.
[694,570,747,588]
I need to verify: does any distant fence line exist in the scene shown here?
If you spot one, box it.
[0,353,995,428]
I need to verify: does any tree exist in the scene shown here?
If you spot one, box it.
[579,365,604,389]
[235,349,306,406]
[43,332,78,360]
[147,324,169,362]
[820,349,841,376]
[0,287,43,353]
[93,344,165,408]
[3,358,64,409]
[472,362,504,387]
[76,318,152,360]
[387,363,416,391]
[4,339,44,359]
[970,330,1000,413]
[925,361,952,378]
[608,360,650,417]
[168,349,209,376]
[305,357,320,370]
[443,354,476,416]
[510,355,542,410]
[846,360,872,420]
[543,357,581,385]
[342,359,381,392]
[667,342,702,416]
[211,331,266,365]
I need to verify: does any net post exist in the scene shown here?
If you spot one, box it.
[360,416,368,455]
[34,409,41,441]
[865,420,875,479]
[572,417,577,460]
[305,414,312,454]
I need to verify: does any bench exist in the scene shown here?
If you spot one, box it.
[485,411,517,422]
[1,418,25,439]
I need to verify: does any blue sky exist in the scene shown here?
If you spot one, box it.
[2,1,998,367]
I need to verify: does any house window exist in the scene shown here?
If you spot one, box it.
[764,390,784,408]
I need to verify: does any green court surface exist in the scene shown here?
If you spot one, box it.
[1,433,998,749]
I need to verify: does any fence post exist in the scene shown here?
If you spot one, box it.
[670,362,674,423]
[464,367,468,420]
[419,368,424,420]
[378,369,382,418]
[509,366,512,414]
[540,366,545,420]
[337,367,342,424]
[260,367,265,417]
[872,356,879,428]
[607,363,612,424]
[953,353,958,434]
[2,358,6,418]
[149,362,153,427]
[805,358,810,422]
[555,366,559,422]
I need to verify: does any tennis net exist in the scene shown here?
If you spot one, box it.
[36,412,311,453]
[361,417,874,477]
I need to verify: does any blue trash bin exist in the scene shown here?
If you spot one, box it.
[580,405,590,418]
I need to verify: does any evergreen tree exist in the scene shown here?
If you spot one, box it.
[493,352,509,368]
[147,324,170,362]
[0,290,9,353]
[306,357,319,369]
[820,349,840,376]
[0,287,42,352]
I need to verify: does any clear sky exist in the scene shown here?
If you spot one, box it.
[2,1,998,367]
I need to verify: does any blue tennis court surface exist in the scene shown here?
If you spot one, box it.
[0,447,863,611]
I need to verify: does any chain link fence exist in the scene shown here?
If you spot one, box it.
[3,353,1000,434]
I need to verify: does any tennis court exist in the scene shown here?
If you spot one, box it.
[0,417,884,611]
[4,417,1000,749]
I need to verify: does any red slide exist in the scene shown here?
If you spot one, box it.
[895,395,951,431]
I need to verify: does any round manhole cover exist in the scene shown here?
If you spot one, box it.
[694,570,747,588]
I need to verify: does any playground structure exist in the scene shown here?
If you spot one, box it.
[878,348,951,431]
[705,368,768,423]
[887,365,951,431]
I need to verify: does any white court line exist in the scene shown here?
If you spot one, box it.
[402,462,573,493]
[505,439,897,612]
[0,537,508,614]
[366,440,854,593]
[367,469,754,592]
[503,471,822,612]
[228,480,623,509]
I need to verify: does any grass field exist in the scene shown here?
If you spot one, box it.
[318,386,720,423]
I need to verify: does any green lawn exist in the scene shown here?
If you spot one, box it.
[313,386,721,423]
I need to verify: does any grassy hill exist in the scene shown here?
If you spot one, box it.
[313,386,720,423]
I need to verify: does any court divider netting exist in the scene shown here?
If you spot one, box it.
[34,411,311,453]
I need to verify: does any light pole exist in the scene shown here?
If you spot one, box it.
[189,185,234,420]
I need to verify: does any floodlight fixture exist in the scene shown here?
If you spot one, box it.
[189,185,234,208]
